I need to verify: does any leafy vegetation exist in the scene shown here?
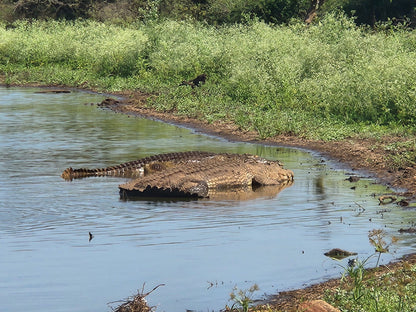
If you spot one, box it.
[2,14,415,140]
[368,229,398,268]
[227,284,260,312]
[322,229,416,312]
[325,258,416,312]
[384,139,416,170]
[323,0,416,26]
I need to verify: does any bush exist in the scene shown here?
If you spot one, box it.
[0,20,148,78]
[1,14,416,139]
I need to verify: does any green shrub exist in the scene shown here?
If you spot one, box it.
[1,14,416,140]
[0,20,148,78]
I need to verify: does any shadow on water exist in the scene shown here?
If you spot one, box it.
[1,87,416,312]
[120,184,294,202]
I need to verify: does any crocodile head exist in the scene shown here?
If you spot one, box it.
[243,155,294,186]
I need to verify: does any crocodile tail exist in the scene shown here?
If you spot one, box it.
[61,167,76,180]
[61,161,147,180]
[61,167,103,180]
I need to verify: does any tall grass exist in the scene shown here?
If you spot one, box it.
[1,14,416,139]
[0,20,148,82]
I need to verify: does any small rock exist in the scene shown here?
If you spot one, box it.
[398,199,410,207]
[324,248,357,260]
[346,176,360,182]
[298,300,341,312]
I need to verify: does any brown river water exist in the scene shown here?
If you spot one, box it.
[1,87,415,312]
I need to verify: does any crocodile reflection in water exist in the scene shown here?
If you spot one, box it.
[62,151,294,200]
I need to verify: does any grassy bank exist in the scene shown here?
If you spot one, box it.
[1,14,416,142]
[325,258,416,312]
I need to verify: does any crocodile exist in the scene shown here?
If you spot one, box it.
[61,151,294,199]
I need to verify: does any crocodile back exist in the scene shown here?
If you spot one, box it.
[61,151,215,180]
[119,153,294,198]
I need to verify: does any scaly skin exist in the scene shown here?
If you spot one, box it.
[62,151,294,199]
[119,153,294,198]
[61,151,216,180]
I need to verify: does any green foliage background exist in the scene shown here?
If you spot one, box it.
[1,14,415,140]
[1,0,415,26]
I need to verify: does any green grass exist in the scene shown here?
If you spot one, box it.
[325,259,416,312]
[324,229,416,312]
[1,14,416,140]
[384,138,416,170]
[249,230,416,312]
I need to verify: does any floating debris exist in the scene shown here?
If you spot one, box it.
[346,176,360,182]
[109,284,164,312]
[378,195,396,205]
[398,228,416,234]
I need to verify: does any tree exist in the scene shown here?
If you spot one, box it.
[324,0,415,26]
[14,0,93,20]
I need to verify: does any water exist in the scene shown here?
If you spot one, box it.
[1,87,416,312]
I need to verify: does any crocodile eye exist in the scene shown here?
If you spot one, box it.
[150,163,163,171]
[144,162,167,175]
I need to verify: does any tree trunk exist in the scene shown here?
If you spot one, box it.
[304,0,325,24]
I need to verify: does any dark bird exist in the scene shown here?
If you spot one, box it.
[179,74,207,88]
[89,232,94,242]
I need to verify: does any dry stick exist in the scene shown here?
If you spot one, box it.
[109,283,165,312]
